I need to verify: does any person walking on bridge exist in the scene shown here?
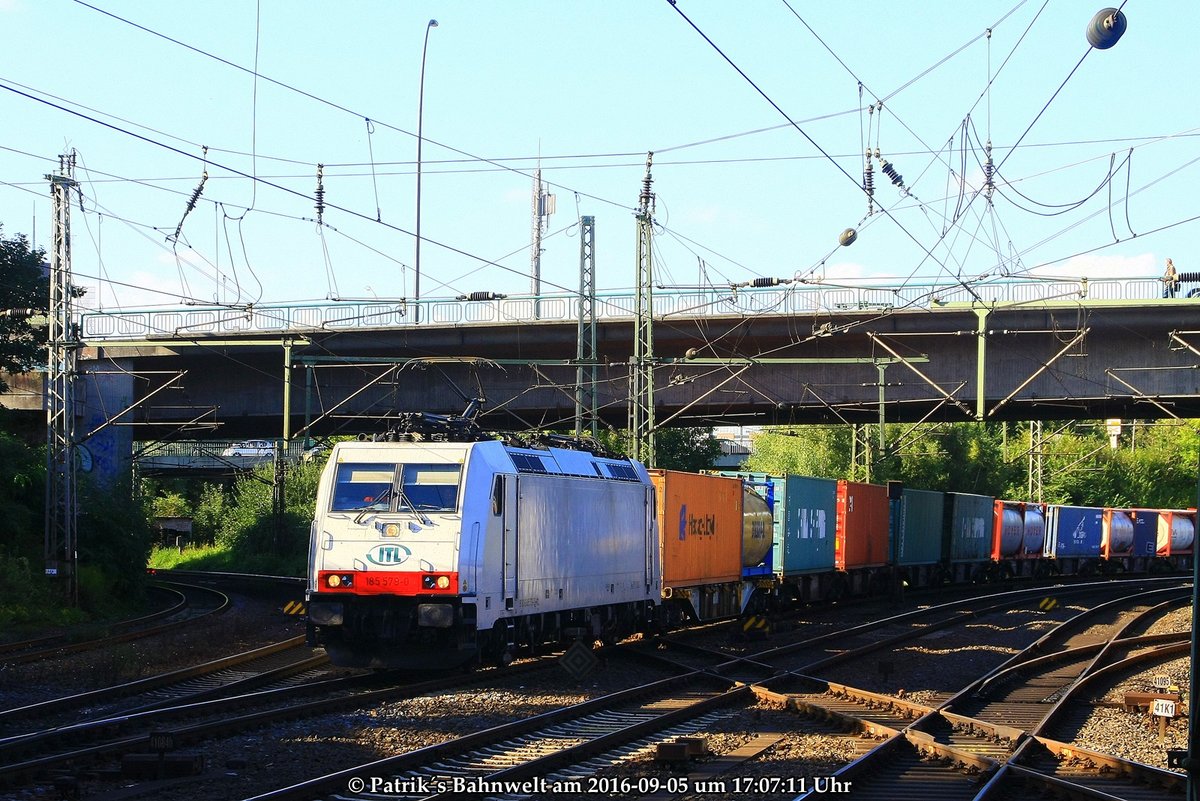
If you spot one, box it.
[1163,258,1180,298]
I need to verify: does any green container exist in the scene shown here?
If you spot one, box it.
[895,488,944,565]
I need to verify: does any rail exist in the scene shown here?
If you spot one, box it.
[78,275,1173,341]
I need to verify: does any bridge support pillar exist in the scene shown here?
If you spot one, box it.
[78,364,134,488]
[975,307,988,420]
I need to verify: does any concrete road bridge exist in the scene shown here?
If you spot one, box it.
[4,274,1199,480]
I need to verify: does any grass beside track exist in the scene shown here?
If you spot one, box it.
[148,543,303,576]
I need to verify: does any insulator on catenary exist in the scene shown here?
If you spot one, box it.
[458,291,507,302]
[751,277,781,288]
[863,152,875,216]
[1178,271,1200,283]
[984,142,994,204]
[185,176,206,214]
[1086,7,1126,49]
[172,171,208,240]
[315,164,326,225]
[881,160,904,188]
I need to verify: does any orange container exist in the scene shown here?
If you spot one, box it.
[835,480,890,569]
[650,470,743,587]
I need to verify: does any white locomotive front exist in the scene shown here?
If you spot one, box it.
[306,439,659,669]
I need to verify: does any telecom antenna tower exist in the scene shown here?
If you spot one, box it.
[628,153,655,465]
[45,155,79,603]
[530,168,555,317]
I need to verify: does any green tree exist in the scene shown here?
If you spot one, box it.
[653,427,723,472]
[745,426,852,478]
[0,229,48,393]
[0,430,44,560]
[215,461,323,574]
[596,426,723,471]
[893,422,1022,497]
[1033,420,1198,508]
[77,475,153,608]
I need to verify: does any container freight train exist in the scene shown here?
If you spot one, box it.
[306,440,1193,669]
[305,439,771,668]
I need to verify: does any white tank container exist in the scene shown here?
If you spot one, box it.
[1022,507,1046,554]
[1105,511,1134,553]
[1158,512,1195,553]
[998,508,1024,557]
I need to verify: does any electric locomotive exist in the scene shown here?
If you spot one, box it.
[306,436,658,669]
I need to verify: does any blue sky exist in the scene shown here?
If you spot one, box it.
[0,1,1196,312]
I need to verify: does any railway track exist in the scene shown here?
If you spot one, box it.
[217,579,1186,801]
[246,673,750,801]
[0,637,323,737]
[0,581,229,665]
[773,586,1191,799]
[0,649,578,790]
[2,577,1187,800]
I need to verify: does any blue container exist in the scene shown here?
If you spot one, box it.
[1046,505,1103,558]
[1130,510,1160,558]
[718,471,782,577]
[944,492,994,562]
[895,489,944,565]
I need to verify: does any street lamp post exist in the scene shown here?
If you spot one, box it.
[415,18,438,303]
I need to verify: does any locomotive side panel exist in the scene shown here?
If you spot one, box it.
[514,474,657,610]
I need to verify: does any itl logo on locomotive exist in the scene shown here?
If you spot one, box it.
[366,544,412,566]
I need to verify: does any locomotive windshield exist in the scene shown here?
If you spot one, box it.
[331,462,461,513]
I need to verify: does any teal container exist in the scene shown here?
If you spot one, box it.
[944,492,994,562]
[895,488,944,565]
[780,475,838,574]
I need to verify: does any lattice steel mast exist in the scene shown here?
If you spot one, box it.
[628,153,656,465]
[45,155,79,603]
[574,215,597,438]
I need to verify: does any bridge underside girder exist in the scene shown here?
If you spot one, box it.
[68,302,1200,439]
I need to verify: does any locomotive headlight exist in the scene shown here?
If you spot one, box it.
[382,523,400,538]
[326,573,352,588]
[421,574,452,590]
[327,574,341,588]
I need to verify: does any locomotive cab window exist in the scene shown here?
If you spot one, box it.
[331,465,393,511]
[402,464,461,511]
[330,462,461,513]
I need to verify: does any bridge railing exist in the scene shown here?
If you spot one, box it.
[78,275,1168,342]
